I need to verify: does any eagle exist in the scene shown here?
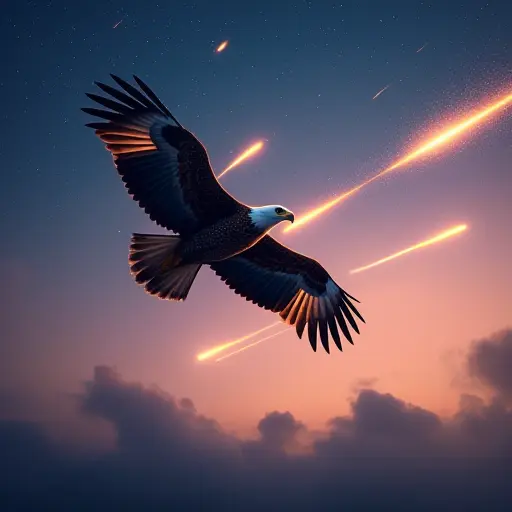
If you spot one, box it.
[82,75,365,353]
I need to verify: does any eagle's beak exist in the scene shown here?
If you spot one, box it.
[286,211,295,223]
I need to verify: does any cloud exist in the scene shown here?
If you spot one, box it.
[318,389,444,459]
[2,330,512,510]
[467,328,512,401]
[257,411,304,449]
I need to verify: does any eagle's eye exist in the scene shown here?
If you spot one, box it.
[275,207,285,215]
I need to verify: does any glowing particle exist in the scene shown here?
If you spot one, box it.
[216,40,229,53]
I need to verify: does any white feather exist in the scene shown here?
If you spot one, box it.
[249,205,291,231]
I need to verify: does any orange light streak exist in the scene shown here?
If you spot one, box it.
[216,40,229,53]
[215,330,288,362]
[350,224,468,274]
[217,141,265,179]
[284,90,512,234]
[217,224,469,359]
[196,321,280,361]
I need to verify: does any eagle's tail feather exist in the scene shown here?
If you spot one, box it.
[129,233,201,301]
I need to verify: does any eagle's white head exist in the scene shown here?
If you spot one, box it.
[249,205,295,231]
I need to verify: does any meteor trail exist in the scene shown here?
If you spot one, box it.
[372,84,391,100]
[416,42,429,53]
[217,141,265,179]
[196,322,280,361]
[215,330,288,362]
[350,224,468,274]
[216,40,229,53]
[209,223,469,361]
[284,90,512,234]
[113,19,123,29]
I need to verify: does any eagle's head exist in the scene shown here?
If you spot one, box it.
[249,205,295,231]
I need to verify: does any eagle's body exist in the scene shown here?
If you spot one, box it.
[178,208,262,263]
[83,75,365,353]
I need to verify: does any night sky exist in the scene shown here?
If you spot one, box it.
[2,0,512,509]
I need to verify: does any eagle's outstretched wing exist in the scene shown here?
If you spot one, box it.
[210,236,365,353]
[82,75,243,236]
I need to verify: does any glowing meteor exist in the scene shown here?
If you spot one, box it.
[215,330,288,362]
[209,223,468,360]
[416,42,429,53]
[217,141,265,179]
[196,321,280,361]
[216,40,229,53]
[350,224,468,274]
[372,84,391,100]
[284,90,512,234]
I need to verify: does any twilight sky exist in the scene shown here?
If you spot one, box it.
[1,0,512,509]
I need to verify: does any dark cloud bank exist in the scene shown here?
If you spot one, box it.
[2,330,512,511]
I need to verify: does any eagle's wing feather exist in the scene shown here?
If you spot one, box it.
[210,236,364,353]
[82,75,242,235]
